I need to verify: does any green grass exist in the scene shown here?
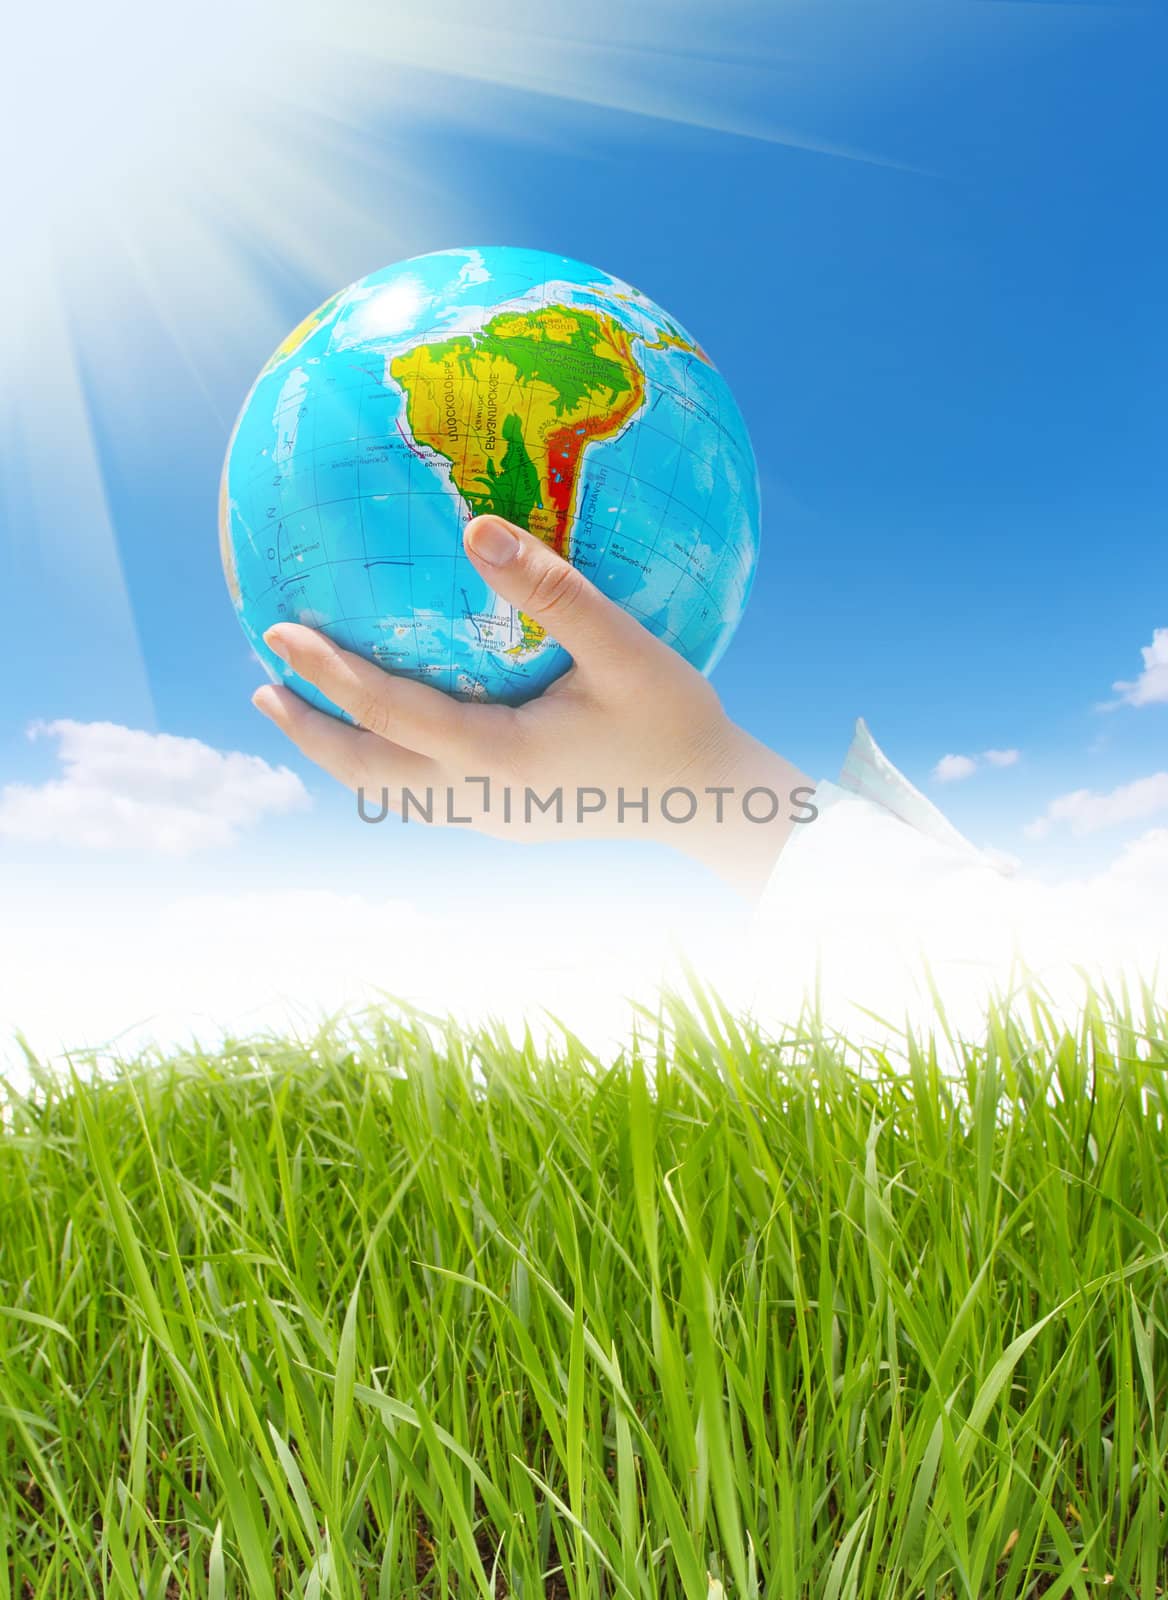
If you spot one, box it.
[2,987,1167,1599]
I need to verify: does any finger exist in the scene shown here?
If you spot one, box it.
[263,625,472,759]
[463,515,666,681]
[252,684,436,797]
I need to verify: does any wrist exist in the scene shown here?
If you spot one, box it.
[671,723,814,897]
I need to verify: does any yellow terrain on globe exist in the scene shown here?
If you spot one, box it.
[259,287,346,377]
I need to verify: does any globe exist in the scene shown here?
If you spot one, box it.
[220,246,760,713]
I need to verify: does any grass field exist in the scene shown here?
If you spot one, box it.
[2,988,1167,1599]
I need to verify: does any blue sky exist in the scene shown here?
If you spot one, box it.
[0,0,1164,1024]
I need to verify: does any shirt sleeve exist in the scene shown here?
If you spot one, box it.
[750,721,1022,1032]
[748,719,1163,1038]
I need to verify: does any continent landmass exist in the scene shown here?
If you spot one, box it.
[260,286,346,376]
[218,466,241,606]
[390,303,710,654]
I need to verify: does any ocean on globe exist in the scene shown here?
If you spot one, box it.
[220,246,761,713]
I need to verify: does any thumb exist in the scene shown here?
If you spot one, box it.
[463,515,658,676]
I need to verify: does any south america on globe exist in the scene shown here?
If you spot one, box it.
[220,246,761,713]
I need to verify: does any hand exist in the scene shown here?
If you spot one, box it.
[252,515,813,894]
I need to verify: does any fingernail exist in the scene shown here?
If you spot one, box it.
[264,626,292,663]
[252,686,282,720]
[465,516,520,567]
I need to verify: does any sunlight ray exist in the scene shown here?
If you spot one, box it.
[0,261,155,726]
[2,0,933,717]
[331,4,910,169]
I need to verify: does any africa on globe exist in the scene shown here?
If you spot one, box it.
[219,246,760,713]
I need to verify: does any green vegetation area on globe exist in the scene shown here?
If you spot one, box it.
[219,246,760,713]
[3,990,1167,1597]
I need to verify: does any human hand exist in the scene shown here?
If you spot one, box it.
[253,515,813,894]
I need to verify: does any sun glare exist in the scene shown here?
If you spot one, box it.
[1,0,900,732]
[5,4,232,213]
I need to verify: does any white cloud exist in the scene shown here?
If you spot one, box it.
[1025,771,1168,839]
[3,832,1166,1080]
[1111,627,1168,709]
[933,748,1021,783]
[0,721,309,854]
[1095,826,1168,886]
[0,885,696,1070]
[933,753,978,783]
